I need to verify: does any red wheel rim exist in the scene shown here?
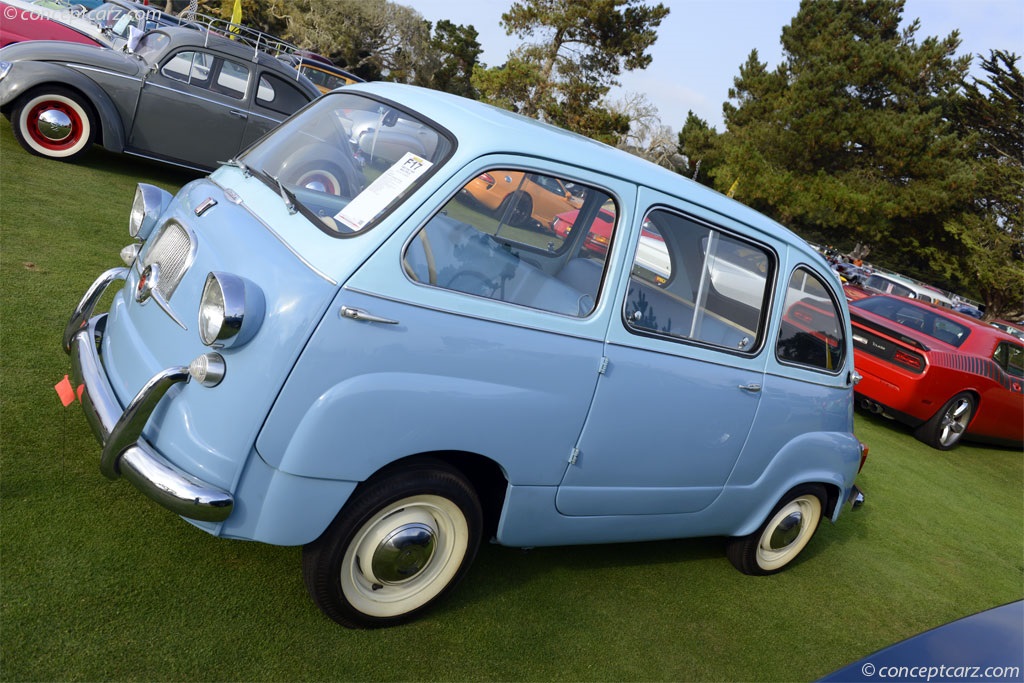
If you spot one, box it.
[26,100,83,152]
[298,171,340,195]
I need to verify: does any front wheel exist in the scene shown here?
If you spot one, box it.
[915,392,975,450]
[12,87,96,161]
[727,484,825,575]
[302,460,482,628]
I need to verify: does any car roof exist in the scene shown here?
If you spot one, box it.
[338,82,821,263]
[141,25,319,94]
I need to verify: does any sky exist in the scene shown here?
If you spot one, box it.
[398,0,1024,132]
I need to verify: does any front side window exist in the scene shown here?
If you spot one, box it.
[624,208,772,352]
[777,268,846,372]
[162,50,214,86]
[240,93,454,235]
[402,171,617,318]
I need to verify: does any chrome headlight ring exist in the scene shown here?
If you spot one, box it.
[129,183,174,240]
[198,272,265,348]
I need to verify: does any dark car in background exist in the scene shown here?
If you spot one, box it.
[0,24,320,170]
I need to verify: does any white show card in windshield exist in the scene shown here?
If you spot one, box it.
[335,153,432,232]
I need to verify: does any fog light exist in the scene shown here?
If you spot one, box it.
[189,352,226,387]
[120,243,141,266]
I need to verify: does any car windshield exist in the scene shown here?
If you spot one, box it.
[132,30,169,63]
[852,296,971,347]
[240,92,454,236]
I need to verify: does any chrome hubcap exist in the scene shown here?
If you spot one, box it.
[768,511,803,550]
[36,109,73,143]
[371,522,436,584]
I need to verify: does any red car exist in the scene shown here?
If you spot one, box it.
[850,295,1023,450]
[550,204,614,257]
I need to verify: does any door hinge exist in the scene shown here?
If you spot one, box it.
[568,447,580,465]
[598,356,609,375]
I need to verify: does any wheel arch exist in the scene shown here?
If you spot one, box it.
[363,450,509,541]
[4,65,126,151]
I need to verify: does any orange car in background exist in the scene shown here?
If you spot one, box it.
[464,170,583,229]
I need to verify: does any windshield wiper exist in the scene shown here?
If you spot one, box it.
[271,174,298,215]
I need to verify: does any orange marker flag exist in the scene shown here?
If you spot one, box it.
[55,375,76,407]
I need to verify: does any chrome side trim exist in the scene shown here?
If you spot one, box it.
[68,313,234,523]
[208,178,338,285]
[69,65,141,83]
[64,266,128,353]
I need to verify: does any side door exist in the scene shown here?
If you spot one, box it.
[556,189,776,516]
[130,48,249,168]
[240,71,316,151]
[260,157,635,487]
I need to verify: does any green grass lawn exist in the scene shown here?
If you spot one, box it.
[1,124,1021,682]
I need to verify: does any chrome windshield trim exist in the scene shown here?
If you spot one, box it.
[209,178,338,285]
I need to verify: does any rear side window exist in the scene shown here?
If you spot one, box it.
[402,170,616,318]
[624,208,772,352]
[256,74,312,115]
[777,268,846,372]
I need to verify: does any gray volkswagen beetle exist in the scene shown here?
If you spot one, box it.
[0,24,320,171]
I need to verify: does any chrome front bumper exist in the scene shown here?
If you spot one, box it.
[64,269,234,523]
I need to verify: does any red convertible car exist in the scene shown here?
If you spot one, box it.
[850,295,1023,450]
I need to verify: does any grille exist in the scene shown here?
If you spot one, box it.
[141,222,193,302]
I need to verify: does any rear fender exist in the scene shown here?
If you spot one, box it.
[724,430,863,537]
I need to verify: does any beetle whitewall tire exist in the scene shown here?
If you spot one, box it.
[13,88,96,161]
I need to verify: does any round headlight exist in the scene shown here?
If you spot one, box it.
[198,272,265,348]
[128,183,174,240]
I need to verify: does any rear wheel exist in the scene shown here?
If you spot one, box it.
[302,459,482,628]
[727,484,825,575]
[915,392,975,450]
[12,87,96,161]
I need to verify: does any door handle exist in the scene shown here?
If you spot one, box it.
[228,110,248,119]
[738,383,762,393]
[340,306,399,325]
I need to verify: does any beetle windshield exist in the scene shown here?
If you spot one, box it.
[240,92,454,236]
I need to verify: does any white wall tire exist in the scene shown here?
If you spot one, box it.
[302,460,482,628]
[12,88,96,161]
[727,484,826,575]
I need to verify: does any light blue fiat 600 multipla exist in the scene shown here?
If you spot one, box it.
[63,82,867,628]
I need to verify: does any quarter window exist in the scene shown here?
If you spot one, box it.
[624,209,771,352]
[256,74,312,115]
[777,268,846,372]
[994,342,1024,379]
[402,171,616,317]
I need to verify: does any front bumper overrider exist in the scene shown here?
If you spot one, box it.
[64,268,234,523]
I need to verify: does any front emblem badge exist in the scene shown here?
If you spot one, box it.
[136,263,160,304]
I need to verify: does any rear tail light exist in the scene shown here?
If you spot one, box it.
[858,442,869,473]
[893,349,924,371]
